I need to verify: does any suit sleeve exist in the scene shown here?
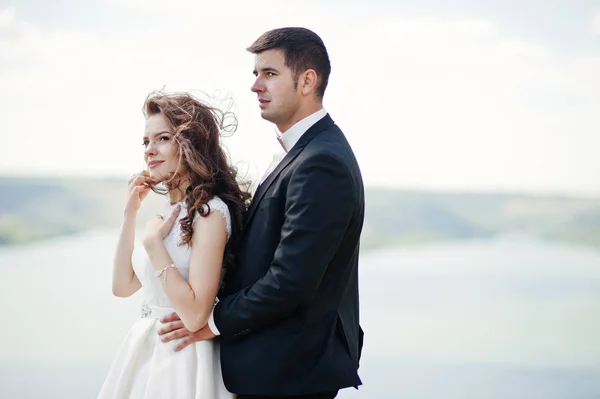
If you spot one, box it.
[213,151,356,339]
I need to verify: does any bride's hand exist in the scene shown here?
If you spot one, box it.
[142,204,180,249]
[125,171,153,214]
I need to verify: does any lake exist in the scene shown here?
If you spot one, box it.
[1,231,599,398]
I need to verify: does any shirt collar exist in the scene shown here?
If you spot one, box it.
[278,108,327,152]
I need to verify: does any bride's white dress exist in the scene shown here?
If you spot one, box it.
[98,197,235,399]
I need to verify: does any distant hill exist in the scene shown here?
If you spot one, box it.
[0,177,164,245]
[361,189,600,249]
[1,177,599,250]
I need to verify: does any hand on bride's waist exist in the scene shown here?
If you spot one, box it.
[158,312,216,352]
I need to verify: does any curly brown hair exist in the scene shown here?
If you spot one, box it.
[143,91,251,281]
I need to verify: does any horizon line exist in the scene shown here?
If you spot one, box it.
[1,173,599,200]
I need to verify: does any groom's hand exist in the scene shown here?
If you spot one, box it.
[158,312,216,352]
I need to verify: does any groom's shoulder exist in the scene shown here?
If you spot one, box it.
[304,127,345,156]
[308,122,355,157]
[309,120,346,146]
[296,135,356,176]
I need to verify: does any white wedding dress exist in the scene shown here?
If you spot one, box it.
[98,197,235,399]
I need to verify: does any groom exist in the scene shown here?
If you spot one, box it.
[160,27,365,399]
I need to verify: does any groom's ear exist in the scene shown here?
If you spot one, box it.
[300,69,318,96]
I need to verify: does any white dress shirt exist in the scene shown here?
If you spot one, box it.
[207,108,327,336]
[259,107,328,185]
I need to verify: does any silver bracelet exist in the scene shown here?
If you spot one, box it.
[156,263,176,283]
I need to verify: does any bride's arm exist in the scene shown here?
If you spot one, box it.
[143,211,226,332]
[112,211,142,297]
[112,173,149,297]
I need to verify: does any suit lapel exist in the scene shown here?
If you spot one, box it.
[244,114,335,229]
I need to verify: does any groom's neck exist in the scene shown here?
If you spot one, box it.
[277,101,324,133]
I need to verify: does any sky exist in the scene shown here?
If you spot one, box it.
[1,0,599,196]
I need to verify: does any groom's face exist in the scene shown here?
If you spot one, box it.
[251,49,301,130]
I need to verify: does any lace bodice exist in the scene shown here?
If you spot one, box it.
[132,196,231,307]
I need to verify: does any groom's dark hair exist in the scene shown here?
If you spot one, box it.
[247,27,331,100]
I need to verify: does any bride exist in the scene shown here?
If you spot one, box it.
[98,91,249,398]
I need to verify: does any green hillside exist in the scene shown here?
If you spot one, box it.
[361,189,600,249]
[0,177,163,245]
[1,177,599,250]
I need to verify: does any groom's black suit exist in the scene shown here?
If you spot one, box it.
[213,114,364,397]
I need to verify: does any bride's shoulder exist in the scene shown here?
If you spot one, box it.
[206,196,229,214]
[195,196,231,238]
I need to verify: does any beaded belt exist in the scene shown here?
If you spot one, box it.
[140,302,176,319]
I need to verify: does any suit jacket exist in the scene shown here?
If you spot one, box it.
[214,114,365,396]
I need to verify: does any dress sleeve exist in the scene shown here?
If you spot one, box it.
[193,196,232,240]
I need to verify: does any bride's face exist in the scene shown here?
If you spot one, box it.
[143,113,181,182]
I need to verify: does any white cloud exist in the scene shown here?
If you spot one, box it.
[0,6,15,27]
[0,6,40,59]
[592,9,600,36]
[1,1,599,195]
[325,16,600,194]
